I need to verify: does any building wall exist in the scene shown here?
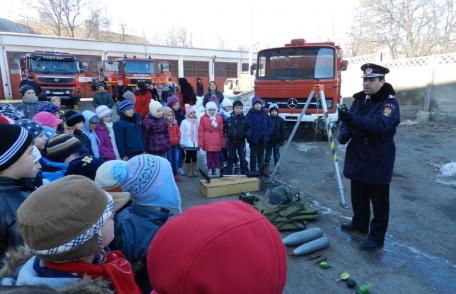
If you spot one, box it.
[0,32,256,99]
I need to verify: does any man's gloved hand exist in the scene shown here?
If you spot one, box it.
[337,104,352,122]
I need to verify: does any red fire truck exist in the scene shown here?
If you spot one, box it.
[101,56,170,92]
[254,39,347,131]
[19,51,85,105]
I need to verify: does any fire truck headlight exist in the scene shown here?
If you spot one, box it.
[65,90,70,94]
[45,90,50,94]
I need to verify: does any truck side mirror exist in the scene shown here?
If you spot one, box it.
[250,64,256,75]
[341,60,348,71]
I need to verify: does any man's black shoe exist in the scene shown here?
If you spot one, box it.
[340,223,368,234]
[359,239,384,251]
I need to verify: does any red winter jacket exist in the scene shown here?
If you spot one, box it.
[168,123,180,146]
[198,114,224,152]
[135,92,152,119]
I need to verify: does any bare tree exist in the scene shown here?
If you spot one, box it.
[164,27,193,48]
[120,22,127,42]
[84,6,110,40]
[347,0,456,58]
[36,0,64,36]
[36,0,84,38]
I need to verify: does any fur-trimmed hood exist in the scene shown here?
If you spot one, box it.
[0,247,113,294]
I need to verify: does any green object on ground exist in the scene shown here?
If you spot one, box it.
[339,272,350,281]
[358,284,369,294]
[319,261,330,269]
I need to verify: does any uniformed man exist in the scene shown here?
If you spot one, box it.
[338,63,400,251]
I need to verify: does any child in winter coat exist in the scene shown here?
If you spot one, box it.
[163,107,182,181]
[95,154,181,293]
[180,104,199,177]
[220,98,233,167]
[95,105,120,160]
[2,175,141,293]
[0,124,38,260]
[246,96,271,174]
[265,103,287,169]
[82,110,100,158]
[198,101,224,177]
[224,100,251,175]
[143,100,171,157]
[167,95,185,125]
[64,110,93,156]
[114,100,145,160]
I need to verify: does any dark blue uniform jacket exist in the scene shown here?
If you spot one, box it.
[339,83,400,185]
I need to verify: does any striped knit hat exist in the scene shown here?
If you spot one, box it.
[117,100,134,114]
[0,124,33,171]
[45,134,84,163]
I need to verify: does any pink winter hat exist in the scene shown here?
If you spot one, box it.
[33,111,62,128]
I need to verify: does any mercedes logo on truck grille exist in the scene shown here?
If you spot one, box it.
[287,98,298,109]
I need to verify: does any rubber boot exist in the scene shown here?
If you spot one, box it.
[191,163,199,177]
[185,163,192,177]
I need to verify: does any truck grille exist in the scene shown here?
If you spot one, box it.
[263,97,333,110]
[38,77,74,84]
[130,78,152,85]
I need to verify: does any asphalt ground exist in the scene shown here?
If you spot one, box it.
[76,101,456,294]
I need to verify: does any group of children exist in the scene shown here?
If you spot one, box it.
[199,95,287,177]
[0,122,286,294]
[0,83,291,293]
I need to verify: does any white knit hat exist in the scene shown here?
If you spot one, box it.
[95,105,112,119]
[205,101,218,111]
[95,160,127,192]
[149,100,164,118]
[221,99,233,108]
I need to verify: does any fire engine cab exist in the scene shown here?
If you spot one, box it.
[102,56,170,91]
[255,39,347,126]
[19,51,83,105]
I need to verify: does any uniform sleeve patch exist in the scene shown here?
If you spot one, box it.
[383,106,393,116]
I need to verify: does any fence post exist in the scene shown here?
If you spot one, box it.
[417,55,436,123]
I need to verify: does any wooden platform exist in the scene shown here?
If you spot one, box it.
[200,176,260,198]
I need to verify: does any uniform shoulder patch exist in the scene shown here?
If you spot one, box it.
[383,102,396,117]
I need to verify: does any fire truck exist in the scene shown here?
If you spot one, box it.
[254,39,347,132]
[101,56,170,92]
[19,51,85,105]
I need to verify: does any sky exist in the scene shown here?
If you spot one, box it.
[0,0,360,50]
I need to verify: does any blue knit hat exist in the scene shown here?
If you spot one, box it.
[15,119,44,139]
[65,155,105,180]
[37,102,59,114]
[252,96,263,106]
[0,124,33,171]
[269,103,279,112]
[117,100,134,114]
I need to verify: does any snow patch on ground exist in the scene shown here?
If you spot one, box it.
[399,120,418,126]
[436,161,456,186]
[294,143,317,152]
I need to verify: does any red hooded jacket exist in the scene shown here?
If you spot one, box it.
[198,113,224,152]
[147,201,287,294]
[134,92,152,118]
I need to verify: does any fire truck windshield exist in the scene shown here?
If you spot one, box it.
[124,61,155,74]
[30,58,78,74]
[257,47,335,80]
